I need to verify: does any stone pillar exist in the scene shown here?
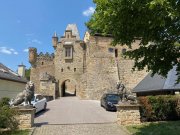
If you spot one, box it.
[13,107,35,129]
[116,104,141,125]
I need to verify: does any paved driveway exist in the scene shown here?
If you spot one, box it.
[35,97,117,125]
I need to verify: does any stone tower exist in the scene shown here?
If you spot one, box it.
[29,47,37,68]
[54,24,86,97]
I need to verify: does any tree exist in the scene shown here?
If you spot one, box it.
[86,0,180,82]
[25,68,31,81]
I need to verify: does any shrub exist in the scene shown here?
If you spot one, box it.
[138,95,180,122]
[0,97,10,107]
[0,97,19,133]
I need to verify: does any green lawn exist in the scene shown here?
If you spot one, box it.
[0,130,30,135]
[126,121,180,135]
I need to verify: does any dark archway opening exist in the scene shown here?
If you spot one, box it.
[61,80,76,97]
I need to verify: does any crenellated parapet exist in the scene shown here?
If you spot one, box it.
[36,52,54,66]
[29,47,54,68]
[37,52,54,60]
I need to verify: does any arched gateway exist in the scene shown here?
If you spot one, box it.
[60,79,77,97]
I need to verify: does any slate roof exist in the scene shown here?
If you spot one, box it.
[0,63,27,83]
[65,24,80,40]
[133,66,180,93]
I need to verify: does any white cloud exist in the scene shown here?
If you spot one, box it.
[83,7,95,17]
[23,49,29,52]
[0,47,18,55]
[14,52,18,55]
[31,39,42,44]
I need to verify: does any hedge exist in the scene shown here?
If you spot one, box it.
[138,95,180,122]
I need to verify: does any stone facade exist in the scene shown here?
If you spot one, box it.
[29,24,148,100]
[116,104,141,125]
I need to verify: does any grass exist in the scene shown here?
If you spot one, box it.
[126,121,180,135]
[0,130,30,135]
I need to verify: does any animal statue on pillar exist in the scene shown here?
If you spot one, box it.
[116,82,137,103]
[10,81,35,106]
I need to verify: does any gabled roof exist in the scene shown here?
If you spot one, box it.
[0,63,27,83]
[133,66,180,93]
[65,24,80,40]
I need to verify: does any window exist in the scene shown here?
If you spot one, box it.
[122,48,126,54]
[61,68,63,72]
[108,48,114,53]
[42,62,44,65]
[64,46,73,59]
[74,68,76,72]
[65,47,71,57]
[115,49,118,57]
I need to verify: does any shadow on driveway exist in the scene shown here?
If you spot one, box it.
[35,109,50,118]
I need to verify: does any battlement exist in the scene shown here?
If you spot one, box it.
[37,52,54,60]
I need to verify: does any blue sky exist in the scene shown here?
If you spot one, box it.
[0,0,95,71]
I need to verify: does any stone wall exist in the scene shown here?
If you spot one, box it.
[117,59,148,91]
[116,104,141,125]
[115,41,148,92]
[83,36,119,99]
[40,81,56,98]
[81,36,147,100]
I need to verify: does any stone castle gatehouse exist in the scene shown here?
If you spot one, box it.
[29,24,147,100]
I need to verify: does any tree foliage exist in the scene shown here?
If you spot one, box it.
[87,0,180,82]
[25,69,30,81]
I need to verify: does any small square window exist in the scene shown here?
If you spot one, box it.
[122,48,126,54]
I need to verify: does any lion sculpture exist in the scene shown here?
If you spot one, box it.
[10,81,34,106]
[116,82,137,103]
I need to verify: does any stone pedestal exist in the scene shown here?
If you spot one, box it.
[13,106,35,129]
[116,103,141,125]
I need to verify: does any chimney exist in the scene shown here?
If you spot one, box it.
[18,63,26,77]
